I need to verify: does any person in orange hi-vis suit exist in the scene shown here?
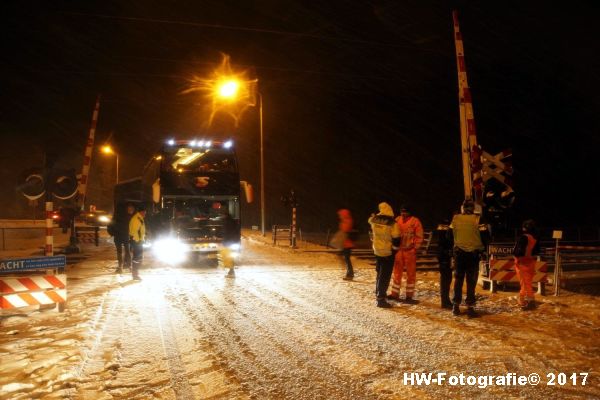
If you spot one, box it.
[388,205,423,303]
[337,209,355,280]
[513,219,540,310]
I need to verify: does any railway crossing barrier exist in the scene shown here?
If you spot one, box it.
[549,245,600,294]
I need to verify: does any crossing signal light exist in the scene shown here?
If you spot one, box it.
[18,168,79,201]
[19,169,46,201]
[49,169,78,200]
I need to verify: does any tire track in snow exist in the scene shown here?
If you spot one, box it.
[150,278,196,400]
[166,271,382,399]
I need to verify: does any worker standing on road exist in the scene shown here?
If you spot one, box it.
[368,202,400,308]
[449,199,485,317]
[434,218,454,309]
[337,209,356,280]
[109,203,135,274]
[388,205,423,303]
[129,204,146,281]
[513,219,540,310]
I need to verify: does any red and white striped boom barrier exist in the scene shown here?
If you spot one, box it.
[453,10,482,203]
[78,95,101,210]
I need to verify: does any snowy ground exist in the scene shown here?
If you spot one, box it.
[0,230,598,399]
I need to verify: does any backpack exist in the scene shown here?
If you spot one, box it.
[107,223,116,237]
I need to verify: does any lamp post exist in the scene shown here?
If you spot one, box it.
[101,145,119,184]
[259,92,265,237]
[215,79,266,236]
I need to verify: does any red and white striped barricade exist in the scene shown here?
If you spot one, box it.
[0,255,67,312]
[488,257,547,295]
[479,244,547,295]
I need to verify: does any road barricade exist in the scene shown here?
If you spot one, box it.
[479,243,547,295]
[76,226,99,246]
[272,225,292,246]
[0,255,67,312]
[488,257,547,294]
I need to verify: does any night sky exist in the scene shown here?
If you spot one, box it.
[1,0,599,233]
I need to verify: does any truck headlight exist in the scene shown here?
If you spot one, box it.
[228,243,240,258]
[153,238,188,264]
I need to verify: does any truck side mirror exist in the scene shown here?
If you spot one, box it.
[241,181,254,203]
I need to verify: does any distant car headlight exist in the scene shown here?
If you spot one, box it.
[228,243,241,251]
[152,237,188,264]
[97,215,111,223]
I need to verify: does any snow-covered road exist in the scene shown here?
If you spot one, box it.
[1,232,598,399]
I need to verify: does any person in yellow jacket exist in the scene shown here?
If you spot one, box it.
[129,204,146,280]
[449,199,486,317]
[388,205,423,303]
[368,202,400,308]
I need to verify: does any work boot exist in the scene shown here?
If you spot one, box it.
[452,304,461,316]
[343,274,354,281]
[522,300,536,311]
[386,294,401,302]
[115,266,123,274]
[377,300,393,308]
[404,297,418,305]
[466,307,479,318]
[441,301,453,310]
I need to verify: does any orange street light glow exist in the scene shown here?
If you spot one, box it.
[101,145,114,155]
[217,80,240,99]
[183,53,257,127]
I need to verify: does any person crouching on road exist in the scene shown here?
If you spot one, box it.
[368,202,400,308]
[449,199,485,318]
[337,208,355,280]
[513,219,541,310]
[129,204,146,281]
[388,205,423,304]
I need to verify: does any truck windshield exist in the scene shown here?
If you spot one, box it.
[162,147,237,174]
[162,196,240,221]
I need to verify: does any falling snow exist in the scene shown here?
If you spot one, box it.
[1,230,599,399]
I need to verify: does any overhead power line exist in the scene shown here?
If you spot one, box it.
[62,12,439,51]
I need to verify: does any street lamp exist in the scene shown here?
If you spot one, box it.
[101,145,119,184]
[215,79,266,236]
